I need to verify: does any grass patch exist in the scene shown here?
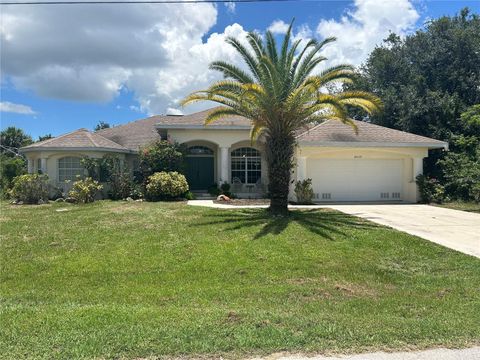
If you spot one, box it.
[435,201,480,213]
[1,201,479,359]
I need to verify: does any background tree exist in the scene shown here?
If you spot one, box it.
[354,9,479,140]
[94,121,111,131]
[182,22,381,215]
[37,134,53,142]
[0,127,33,157]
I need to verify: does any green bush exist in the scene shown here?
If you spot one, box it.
[139,141,186,183]
[294,178,314,204]
[437,135,480,201]
[208,183,221,197]
[0,155,27,197]
[10,174,49,204]
[416,174,445,204]
[145,172,189,201]
[81,155,137,200]
[184,191,196,200]
[471,183,480,203]
[68,177,103,204]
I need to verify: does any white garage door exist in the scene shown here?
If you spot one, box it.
[307,159,403,202]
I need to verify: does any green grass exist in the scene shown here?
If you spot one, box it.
[435,201,480,213]
[1,201,479,359]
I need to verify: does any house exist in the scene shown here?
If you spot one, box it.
[19,108,448,202]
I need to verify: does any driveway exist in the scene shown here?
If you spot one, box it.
[328,204,480,258]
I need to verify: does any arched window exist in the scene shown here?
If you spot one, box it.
[58,157,84,182]
[231,147,261,184]
[187,146,214,156]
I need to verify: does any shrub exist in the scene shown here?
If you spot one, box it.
[416,174,445,203]
[437,137,480,201]
[220,182,233,198]
[145,172,189,201]
[208,183,221,197]
[0,155,27,196]
[294,178,314,204]
[471,183,480,203]
[185,191,196,200]
[10,174,49,204]
[68,177,103,203]
[81,155,137,200]
[139,141,186,183]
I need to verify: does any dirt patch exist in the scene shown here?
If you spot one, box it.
[334,282,377,298]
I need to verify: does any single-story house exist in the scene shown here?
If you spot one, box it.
[20,107,448,202]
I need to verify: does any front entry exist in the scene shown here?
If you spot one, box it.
[186,156,214,191]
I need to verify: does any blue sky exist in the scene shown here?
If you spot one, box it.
[1,0,478,139]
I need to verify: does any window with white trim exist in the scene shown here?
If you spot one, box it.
[37,159,42,174]
[231,147,261,184]
[58,157,84,182]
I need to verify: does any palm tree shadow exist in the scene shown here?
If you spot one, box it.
[198,208,377,240]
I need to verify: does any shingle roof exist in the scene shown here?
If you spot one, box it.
[96,107,252,151]
[20,128,131,152]
[21,109,448,154]
[296,119,448,148]
[155,107,252,127]
[97,116,162,151]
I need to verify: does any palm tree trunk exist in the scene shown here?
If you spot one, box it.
[265,132,295,216]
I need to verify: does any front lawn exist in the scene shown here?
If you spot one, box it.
[1,201,479,359]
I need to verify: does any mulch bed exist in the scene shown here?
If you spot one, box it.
[213,199,270,206]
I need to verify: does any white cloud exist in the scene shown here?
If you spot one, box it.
[267,20,290,34]
[1,1,219,113]
[0,101,36,115]
[224,2,236,14]
[316,0,419,67]
[0,0,421,116]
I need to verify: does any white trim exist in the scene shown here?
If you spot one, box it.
[298,141,448,150]
[19,147,134,154]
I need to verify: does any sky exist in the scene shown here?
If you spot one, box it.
[1,0,478,139]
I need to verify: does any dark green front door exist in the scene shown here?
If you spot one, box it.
[186,157,214,190]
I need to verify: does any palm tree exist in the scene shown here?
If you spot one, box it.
[181,22,382,215]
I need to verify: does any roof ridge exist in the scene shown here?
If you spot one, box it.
[23,128,87,148]
[84,131,99,147]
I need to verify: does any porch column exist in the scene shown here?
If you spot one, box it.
[219,146,230,184]
[27,158,34,174]
[40,158,47,174]
[296,157,307,181]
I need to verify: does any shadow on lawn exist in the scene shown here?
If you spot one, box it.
[198,208,377,240]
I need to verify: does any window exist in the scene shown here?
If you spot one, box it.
[37,159,42,174]
[231,147,261,184]
[187,146,214,156]
[58,157,84,182]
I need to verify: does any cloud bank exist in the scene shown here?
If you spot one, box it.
[1,0,420,115]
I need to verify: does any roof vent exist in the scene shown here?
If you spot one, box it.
[166,108,184,116]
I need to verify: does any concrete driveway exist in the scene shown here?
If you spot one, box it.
[328,204,480,258]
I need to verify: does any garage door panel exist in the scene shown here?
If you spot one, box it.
[307,159,403,202]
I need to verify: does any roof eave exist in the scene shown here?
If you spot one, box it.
[19,146,135,154]
[298,141,449,149]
